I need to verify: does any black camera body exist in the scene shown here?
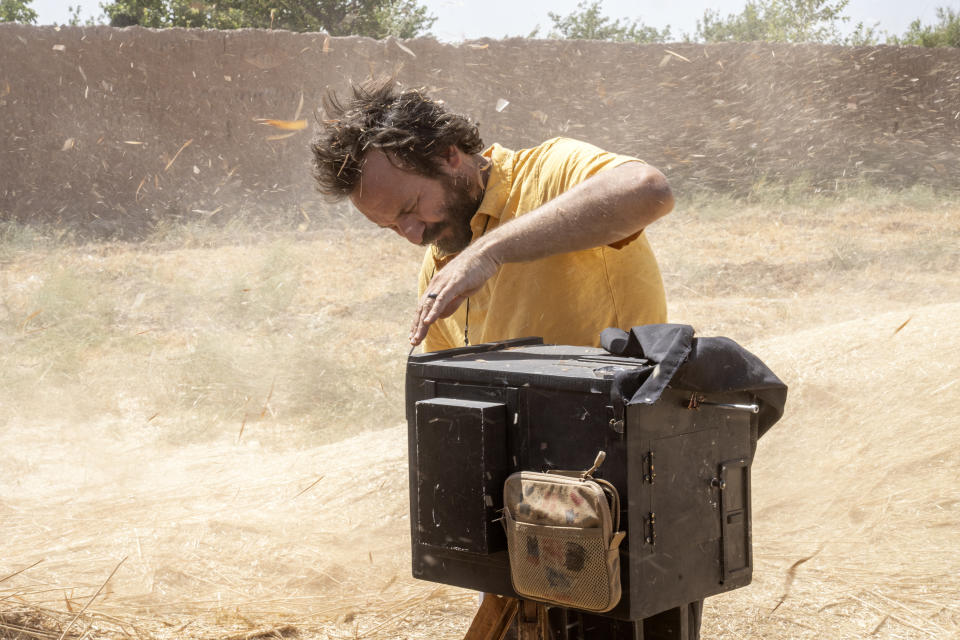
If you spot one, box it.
[406,337,762,621]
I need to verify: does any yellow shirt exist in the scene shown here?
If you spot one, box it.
[419,137,667,352]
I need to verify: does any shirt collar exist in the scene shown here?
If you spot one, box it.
[474,143,513,225]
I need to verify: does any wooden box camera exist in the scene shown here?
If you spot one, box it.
[406,338,762,621]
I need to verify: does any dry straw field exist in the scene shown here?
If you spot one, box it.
[1,183,958,639]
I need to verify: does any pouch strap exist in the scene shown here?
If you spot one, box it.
[594,477,621,533]
[610,531,626,550]
[544,450,607,479]
[581,451,606,479]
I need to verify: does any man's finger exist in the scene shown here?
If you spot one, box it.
[410,291,439,336]
[423,292,448,325]
[425,280,482,324]
[438,296,465,319]
[411,314,429,345]
[410,293,468,345]
[411,290,465,346]
[410,292,438,345]
[412,297,439,344]
[424,292,462,325]
[410,314,426,345]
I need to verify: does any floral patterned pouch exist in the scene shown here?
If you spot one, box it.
[502,451,626,612]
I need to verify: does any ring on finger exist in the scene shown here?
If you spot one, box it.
[426,292,439,300]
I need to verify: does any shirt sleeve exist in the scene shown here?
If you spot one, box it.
[533,138,646,250]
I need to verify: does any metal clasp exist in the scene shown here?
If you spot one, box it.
[644,450,656,484]
[645,512,657,545]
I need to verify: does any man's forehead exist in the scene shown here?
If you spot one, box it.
[359,148,395,173]
[353,150,407,194]
[349,150,412,218]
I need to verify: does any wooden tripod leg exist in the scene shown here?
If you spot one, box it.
[463,594,519,640]
[539,603,551,639]
[517,599,550,640]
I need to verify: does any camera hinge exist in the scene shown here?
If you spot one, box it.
[643,450,656,484]
[645,512,657,545]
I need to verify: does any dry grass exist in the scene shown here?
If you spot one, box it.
[0,225,421,445]
[1,188,958,639]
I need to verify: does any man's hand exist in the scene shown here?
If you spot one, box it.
[410,161,674,347]
[410,246,499,346]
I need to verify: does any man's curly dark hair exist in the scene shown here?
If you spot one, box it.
[311,79,484,198]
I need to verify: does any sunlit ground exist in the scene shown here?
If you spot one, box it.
[2,187,958,638]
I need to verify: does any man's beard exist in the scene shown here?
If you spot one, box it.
[421,174,483,255]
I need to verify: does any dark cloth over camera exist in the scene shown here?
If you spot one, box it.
[601,324,787,438]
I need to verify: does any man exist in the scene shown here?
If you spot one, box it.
[311,79,672,352]
[311,80,700,638]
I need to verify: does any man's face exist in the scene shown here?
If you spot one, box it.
[349,149,482,254]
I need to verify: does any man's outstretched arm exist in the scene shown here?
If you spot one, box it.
[410,161,674,345]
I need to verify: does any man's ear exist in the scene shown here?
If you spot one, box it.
[438,145,463,171]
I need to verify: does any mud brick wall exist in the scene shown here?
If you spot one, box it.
[1,24,958,236]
